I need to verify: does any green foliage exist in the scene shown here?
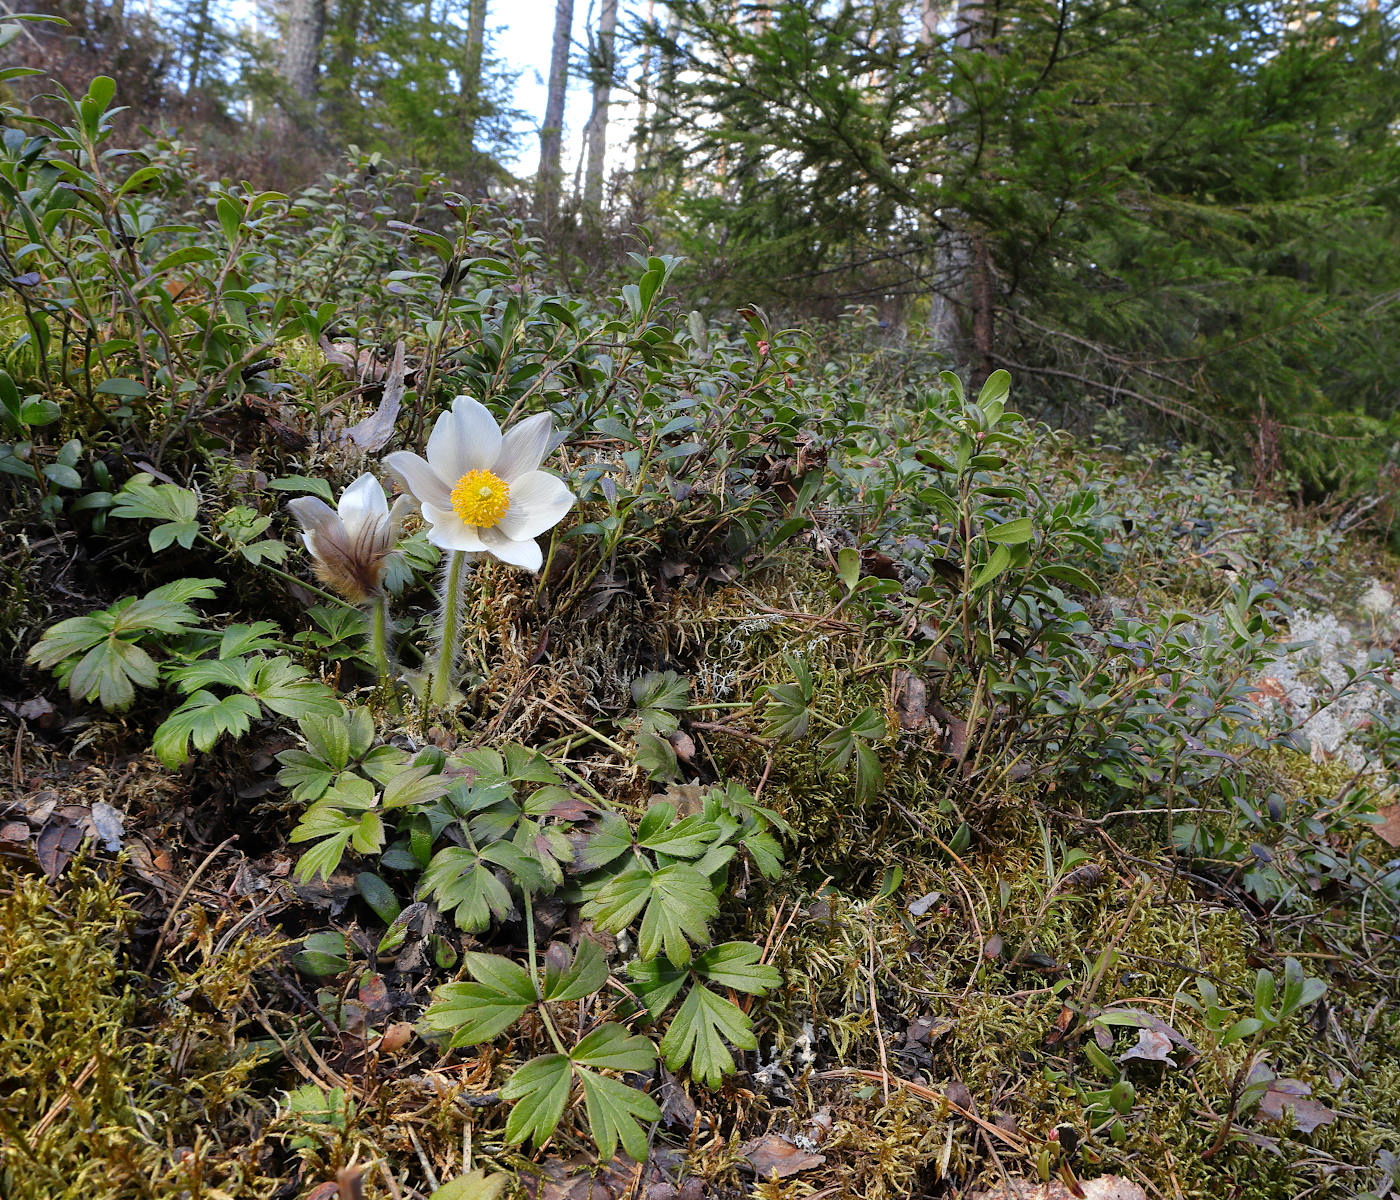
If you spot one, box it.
[644,0,1400,491]
[27,578,221,708]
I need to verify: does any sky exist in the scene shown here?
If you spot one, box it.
[491,0,641,175]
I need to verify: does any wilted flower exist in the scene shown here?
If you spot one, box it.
[384,396,575,572]
[287,473,411,604]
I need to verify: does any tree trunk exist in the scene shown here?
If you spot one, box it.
[632,0,656,177]
[582,0,618,218]
[186,0,210,94]
[461,0,488,150]
[279,0,326,104]
[930,0,991,380]
[536,0,574,220]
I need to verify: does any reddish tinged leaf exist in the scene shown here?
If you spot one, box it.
[739,1134,825,1179]
[1372,803,1400,849]
[1258,1078,1338,1134]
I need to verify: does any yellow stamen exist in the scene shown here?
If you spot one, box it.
[450,468,511,528]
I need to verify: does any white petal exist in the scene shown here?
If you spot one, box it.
[421,504,488,553]
[387,493,418,537]
[426,396,502,482]
[494,412,554,482]
[479,525,543,571]
[496,471,576,541]
[383,450,451,510]
[337,473,388,538]
[287,496,341,539]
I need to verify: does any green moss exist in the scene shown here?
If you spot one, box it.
[0,862,290,1200]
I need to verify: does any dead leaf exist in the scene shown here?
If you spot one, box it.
[893,669,930,731]
[1372,803,1400,849]
[1119,1027,1175,1066]
[358,975,391,1013]
[36,820,83,878]
[1257,1078,1338,1134]
[739,1134,825,1179]
[342,341,406,451]
[89,802,125,852]
[379,1022,414,1054]
[907,890,942,917]
[860,547,900,580]
[969,1176,1147,1200]
[667,730,697,763]
[657,1066,698,1129]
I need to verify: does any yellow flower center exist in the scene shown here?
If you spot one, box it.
[449,469,511,528]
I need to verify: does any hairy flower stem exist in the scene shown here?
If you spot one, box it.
[430,550,469,709]
[367,593,400,712]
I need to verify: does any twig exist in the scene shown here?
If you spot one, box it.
[143,835,238,974]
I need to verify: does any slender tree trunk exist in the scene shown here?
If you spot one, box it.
[279,0,326,104]
[186,0,210,94]
[632,0,656,176]
[536,0,574,220]
[461,0,488,150]
[930,0,990,379]
[582,0,618,218]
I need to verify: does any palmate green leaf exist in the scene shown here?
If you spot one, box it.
[659,982,757,1088]
[290,801,360,843]
[636,802,719,859]
[276,749,336,803]
[741,827,784,881]
[153,690,261,767]
[217,621,283,658]
[694,942,781,994]
[571,1023,657,1072]
[853,741,884,802]
[578,811,634,870]
[292,830,352,883]
[500,1054,572,1148]
[67,636,159,709]
[578,1068,660,1162]
[640,864,719,964]
[425,952,536,1045]
[26,614,111,669]
[543,936,609,1002]
[428,1169,511,1200]
[116,577,221,633]
[502,743,564,786]
[584,861,719,964]
[383,764,452,809]
[762,683,810,741]
[297,711,353,774]
[635,731,679,781]
[167,655,259,695]
[418,846,514,932]
[626,957,689,1019]
[425,981,530,1045]
[110,474,201,550]
[631,669,690,736]
[249,657,340,718]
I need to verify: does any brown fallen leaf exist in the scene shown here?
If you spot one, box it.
[969,1176,1146,1200]
[1372,803,1400,849]
[1257,1078,1338,1134]
[893,669,930,731]
[739,1133,825,1179]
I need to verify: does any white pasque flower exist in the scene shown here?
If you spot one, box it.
[287,473,412,603]
[383,396,575,571]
